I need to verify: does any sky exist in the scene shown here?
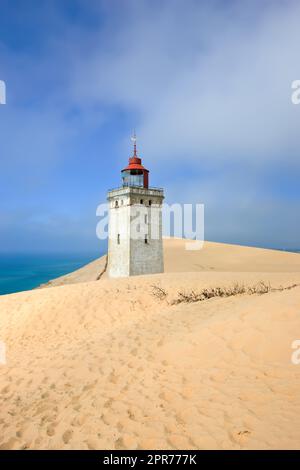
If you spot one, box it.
[0,0,300,254]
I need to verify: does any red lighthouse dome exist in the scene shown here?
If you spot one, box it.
[121,133,149,189]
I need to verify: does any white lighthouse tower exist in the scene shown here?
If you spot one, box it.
[107,134,164,278]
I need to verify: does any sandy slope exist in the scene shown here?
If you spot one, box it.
[0,240,300,450]
[42,238,300,288]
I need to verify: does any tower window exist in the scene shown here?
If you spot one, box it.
[121,200,123,205]
[117,234,120,244]
[149,200,152,206]
[140,199,143,204]
[145,235,148,244]
[115,200,119,208]
[145,214,147,224]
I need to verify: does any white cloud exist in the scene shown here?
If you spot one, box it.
[67,0,300,169]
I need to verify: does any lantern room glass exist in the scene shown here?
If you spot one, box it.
[122,170,144,187]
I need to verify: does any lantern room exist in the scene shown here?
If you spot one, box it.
[121,134,149,189]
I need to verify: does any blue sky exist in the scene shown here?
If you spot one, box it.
[0,0,300,253]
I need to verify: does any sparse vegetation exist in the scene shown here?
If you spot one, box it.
[151,285,168,300]
[172,282,271,304]
[151,281,300,305]
[97,255,108,280]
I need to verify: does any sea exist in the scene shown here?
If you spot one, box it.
[0,253,101,296]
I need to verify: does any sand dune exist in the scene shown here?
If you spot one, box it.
[0,239,300,449]
[42,238,300,288]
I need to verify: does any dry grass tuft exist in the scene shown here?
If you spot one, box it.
[151,281,300,305]
[151,285,168,300]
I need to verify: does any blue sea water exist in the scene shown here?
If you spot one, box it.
[0,253,101,296]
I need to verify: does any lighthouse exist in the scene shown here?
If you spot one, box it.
[107,134,164,278]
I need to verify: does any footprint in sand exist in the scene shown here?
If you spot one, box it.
[46,424,56,437]
[71,414,86,427]
[104,398,113,409]
[131,348,138,357]
[62,429,73,444]
[1,385,10,394]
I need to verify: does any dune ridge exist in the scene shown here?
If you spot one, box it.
[40,238,300,288]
